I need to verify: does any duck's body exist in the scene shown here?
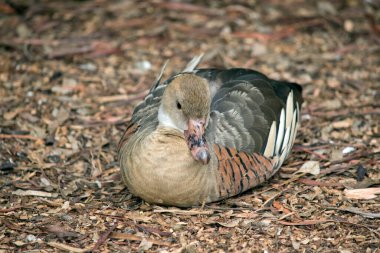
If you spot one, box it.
[119,64,302,207]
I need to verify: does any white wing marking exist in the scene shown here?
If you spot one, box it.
[263,90,300,170]
[275,108,285,154]
[263,121,277,157]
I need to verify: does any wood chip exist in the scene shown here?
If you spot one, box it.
[344,188,380,200]
[47,242,93,253]
[12,189,58,198]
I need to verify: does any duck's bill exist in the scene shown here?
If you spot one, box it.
[184,119,211,165]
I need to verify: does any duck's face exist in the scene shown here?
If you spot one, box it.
[158,74,211,164]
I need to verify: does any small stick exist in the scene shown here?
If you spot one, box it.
[0,134,41,140]
[295,147,328,160]
[324,206,380,219]
[153,208,214,215]
[293,144,331,151]
[297,178,343,187]
[323,151,380,167]
[92,222,118,251]
[111,232,172,246]
[0,205,23,213]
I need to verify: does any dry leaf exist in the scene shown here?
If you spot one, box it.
[278,219,331,226]
[298,161,320,175]
[139,239,153,251]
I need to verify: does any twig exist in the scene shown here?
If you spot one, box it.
[94,212,125,220]
[233,28,295,42]
[47,45,93,59]
[96,90,148,104]
[278,218,380,237]
[0,133,41,141]
[110,232,173,246]
[293,144,331,151]
[258,188,291,210]
[47,242,93,253]
[319,162,359,176]
[153,208,214,215]
[311,107,380,120]
[278,212,295,221]
[323,151,380,167]
[278,219,332,226]
[0,205,23,213]
[325,207,380,219]
[204,205,253,211]
[154,2,223,16]
[135,224,172,237]
[11,189,58,198]
[92,222,118,251]
[294,146,329,160]
[0,38,61,46]
[233,19,325,42]
[297,178,343,188]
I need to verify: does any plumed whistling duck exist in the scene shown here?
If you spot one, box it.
[118,56,303,207]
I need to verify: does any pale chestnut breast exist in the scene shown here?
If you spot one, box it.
[120,127,218,207]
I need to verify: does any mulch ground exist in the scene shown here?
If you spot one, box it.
[0,0,379,252]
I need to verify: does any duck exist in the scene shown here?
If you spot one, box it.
[118,56,303,207]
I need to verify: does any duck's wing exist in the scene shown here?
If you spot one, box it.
[195,68,302,167]
[194,68,302,199]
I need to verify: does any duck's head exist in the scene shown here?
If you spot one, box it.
[158,73,211,165]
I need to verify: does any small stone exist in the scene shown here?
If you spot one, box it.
[342,146,355,154]
[135,60,152,72]
[79,63,97,71]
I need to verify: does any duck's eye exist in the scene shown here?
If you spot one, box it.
[176,101,182,110]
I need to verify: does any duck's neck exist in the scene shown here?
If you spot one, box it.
[120,126,219,207]
[157,105,180,130]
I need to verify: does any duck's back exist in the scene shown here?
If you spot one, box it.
[195,68,302,155]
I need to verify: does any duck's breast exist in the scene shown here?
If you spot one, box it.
[120,127,219,207]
